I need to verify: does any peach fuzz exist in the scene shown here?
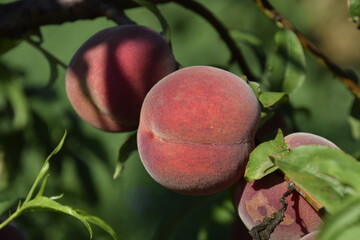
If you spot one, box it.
[234,173,323,240]
[284,132,338,149]
[66,25,177,132]
[137,66,261,195]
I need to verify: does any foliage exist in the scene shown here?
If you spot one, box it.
[0,0,360,239]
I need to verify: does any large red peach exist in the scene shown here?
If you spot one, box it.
[234,172,323,240]
[66,25,177,132]
[137,66,261,195]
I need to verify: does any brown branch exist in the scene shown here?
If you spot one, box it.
[254,0,360,99]
[0,0,170,38]
[174,0,257,81]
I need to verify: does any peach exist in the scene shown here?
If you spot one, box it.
[234,132,338,239]
[137,66,261,195]
[65,25,177,132]
[284,132,338,149]
[234,172,323,240]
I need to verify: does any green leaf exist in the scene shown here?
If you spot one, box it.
[113,131,138,179]
[248,81,261,98]
[133,0,171,44]
[348,0,360,26]
[81,213,119,240]
[23,196,93,238]
[263,29,306,94]
[276,145,360,214]
[318,194,360,240]
[259,92,288,108]
[244,129,288,182]
[25,131,66,202]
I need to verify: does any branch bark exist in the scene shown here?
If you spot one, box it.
[0,0,169,38]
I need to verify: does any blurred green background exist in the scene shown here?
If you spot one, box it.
[0,0,359,239]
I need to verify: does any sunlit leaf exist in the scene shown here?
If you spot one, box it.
[259,92,288,108]
[248,81,261,98]
[276,145,360,214]
[318,194,360,240]
[113,131,137,179]
[244,129,288,182]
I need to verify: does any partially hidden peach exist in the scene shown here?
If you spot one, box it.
[66,25,177,132]
[234,133,338,239]
[234,173,323,240]
[137,66,261,195]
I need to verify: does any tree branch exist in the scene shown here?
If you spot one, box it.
[174,0,257,81]
[254,0,360,99]
[0,0,170,38]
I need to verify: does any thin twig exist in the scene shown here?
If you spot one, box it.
[25,36,67,69]
[174,0,257,81]
[254,0,360,99]
[249,182,295,240]
[98,2,136,25]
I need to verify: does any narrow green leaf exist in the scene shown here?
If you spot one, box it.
[244,129,288,182]
[81,213,119,240]
[25,131,67,202]
[46,130,67,160]
[276,145,360,214]
[133,0,171,44]
[35,174,50,198]
[259,92,288,108]
[113,131,138,179]
[318,195,360,240]
[264,29,306,94]
[348,0,360,26]
[23,196,93,238]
